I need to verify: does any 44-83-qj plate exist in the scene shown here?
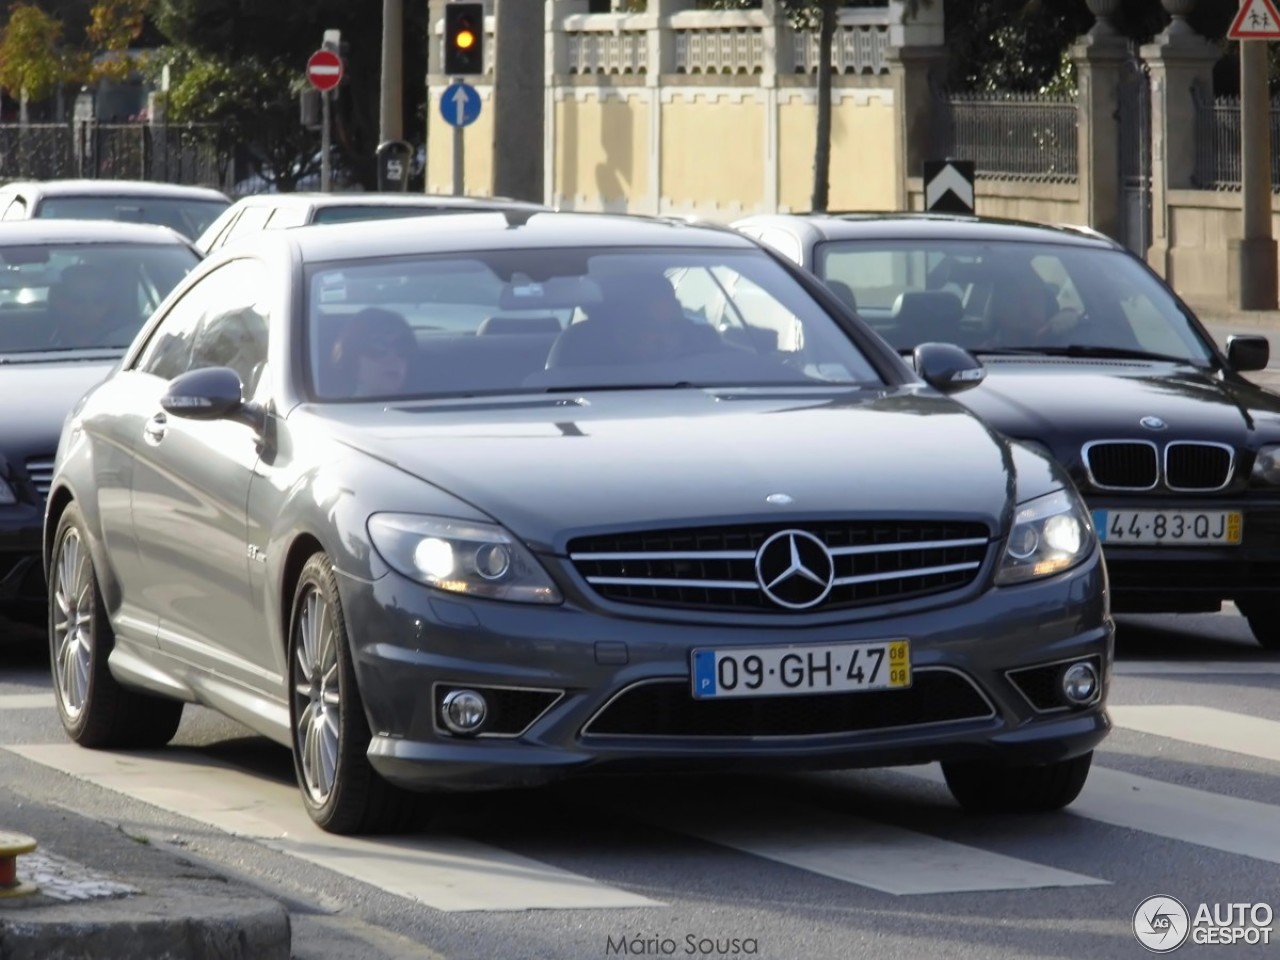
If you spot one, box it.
[692,639,910,699]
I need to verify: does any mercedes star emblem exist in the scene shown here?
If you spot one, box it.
[755,529,835,610]
[1140,416,1167,430]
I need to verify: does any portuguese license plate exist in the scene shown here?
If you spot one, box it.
[691,639,911,700]
[1093,509,1242,546]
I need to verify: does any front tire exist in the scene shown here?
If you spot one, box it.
[941,751,1092,814]
[287,552,420,835]
[48,502,184,748]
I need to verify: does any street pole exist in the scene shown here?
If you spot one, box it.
[1239,35,1277,309]
[380,0,403,144]
[491,0,546,202]
[453,77,465,197]
[321,89,332,193]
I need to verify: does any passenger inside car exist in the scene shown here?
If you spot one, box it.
[976,266,1073,350]
[48,263,142,349]
[329,307,418,398]
[546,273,717,368]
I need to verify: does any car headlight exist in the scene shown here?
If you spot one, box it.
[1253,444,1280,484]
[367,513,562,604]
[0,477,15,505]
[995,488,1095,586]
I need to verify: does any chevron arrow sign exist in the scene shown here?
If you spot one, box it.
[923,159,976,214]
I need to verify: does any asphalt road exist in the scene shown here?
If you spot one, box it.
[2,608,1278,960]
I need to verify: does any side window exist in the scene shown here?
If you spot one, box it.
[757,229,803,266]
[135,260,271,392]
[219,206,273,247]
[265,206,307,230]
[2,196,28,220]
[667,267,726,326]
[187,261,271,394]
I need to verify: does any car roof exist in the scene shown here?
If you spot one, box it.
[266,210,760,262]
[226,192,549,211]
[1,179,231,202]
[0,219,194,245]
[734,212,1118,249]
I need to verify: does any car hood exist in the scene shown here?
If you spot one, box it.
[316,387,1035,551]
[0,355,117,460]
[956,360,1280,447]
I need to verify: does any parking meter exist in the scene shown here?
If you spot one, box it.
[376,140,413,192]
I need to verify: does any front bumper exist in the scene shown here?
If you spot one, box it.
[339,549,1113,793]
[1088,498,1280,612]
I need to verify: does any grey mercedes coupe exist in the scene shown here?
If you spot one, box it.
[44,211,1113,835]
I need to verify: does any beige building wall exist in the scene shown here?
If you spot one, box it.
[553,88,650,212]
[1166,190,1280,312]
[905,179,1083,226]
[658,90,765,219]
[777,86,898,214]
[425,85,495,198]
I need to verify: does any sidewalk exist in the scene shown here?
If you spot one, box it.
[0,784,291,960]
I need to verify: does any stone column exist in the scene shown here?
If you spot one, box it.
[1071,0,1129,241]
[647,0,695,215]
[1141,0,1217,279]
[887,45,948,211]
[1236,24,1278,309]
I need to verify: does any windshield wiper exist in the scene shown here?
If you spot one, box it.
[1033,345,1199,364]
[543,382,699,393]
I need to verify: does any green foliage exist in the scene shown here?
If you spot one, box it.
[0,3,74,100]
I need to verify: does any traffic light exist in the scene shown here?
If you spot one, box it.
[444,2,484,76]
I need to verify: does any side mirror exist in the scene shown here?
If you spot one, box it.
[913,341,987,395]
[1226,334,1269,372]
[161,366,264,430]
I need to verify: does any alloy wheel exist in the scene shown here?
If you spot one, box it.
[51,528,94,721]
[294,585,342,806]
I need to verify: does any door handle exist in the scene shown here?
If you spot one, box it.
[142,412,167,446]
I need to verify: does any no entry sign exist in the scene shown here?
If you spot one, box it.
[307,49,343,92]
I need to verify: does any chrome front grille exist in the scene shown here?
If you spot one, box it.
[1082,440,1235,492]
[25,456,55,500]
[568,521,990,613]
[1165,442,1233,491]
[1083,441,1158,490]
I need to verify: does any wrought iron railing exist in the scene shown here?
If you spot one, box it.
[0,122,234,191]
[931,91,1079,183]
[1193,91,1280,191]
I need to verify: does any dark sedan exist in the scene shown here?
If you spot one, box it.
[734,212,1280,647]
[45,211,1111,835]
[0,220,200,621]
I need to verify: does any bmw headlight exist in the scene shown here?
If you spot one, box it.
[995,488,1095,585]
[367,514,562,604]
[1253,444,1280,484]
[0,477,15,505]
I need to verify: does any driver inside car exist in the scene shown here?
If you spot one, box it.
[977,267,1077,350]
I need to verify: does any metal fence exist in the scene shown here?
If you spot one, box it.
[931,91,1079,183]
[0,122,234,191]
[1193,92,1280,191]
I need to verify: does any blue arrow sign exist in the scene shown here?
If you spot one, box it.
[441,82,481,128]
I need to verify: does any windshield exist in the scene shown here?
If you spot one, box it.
[0,243,200,354]
[305,246,883,401]
[311,205,481,225]
[35,196,230,240]
[815,239,1216,365]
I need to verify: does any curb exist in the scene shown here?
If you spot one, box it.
[0,890,291,960]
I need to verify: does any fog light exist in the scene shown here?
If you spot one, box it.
[1061,662,1099,704]
[441,689,488,735]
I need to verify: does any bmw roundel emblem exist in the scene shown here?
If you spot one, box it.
[1140,416,1166,430]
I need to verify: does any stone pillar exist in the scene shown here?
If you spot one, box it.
[1235,30,1278,309]
[647,0,695,215]
[1141,4,1217,279]
[887,44,948,211]
[1071,2,1129,241]
[761,0,794,213]
[492,0,546,202]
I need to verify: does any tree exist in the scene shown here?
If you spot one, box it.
[0,4,69,104]
[150,0,429,190]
